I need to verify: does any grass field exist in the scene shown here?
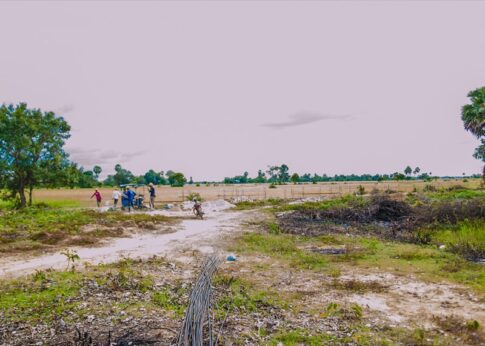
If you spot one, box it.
[31,178,481,208]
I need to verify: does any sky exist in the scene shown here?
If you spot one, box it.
[0,1,484,181]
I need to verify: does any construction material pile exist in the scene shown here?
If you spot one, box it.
[177,255,220,346]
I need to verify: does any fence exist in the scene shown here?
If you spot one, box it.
[159,179,477,204]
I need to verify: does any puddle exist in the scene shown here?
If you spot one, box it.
[0,210,242,278]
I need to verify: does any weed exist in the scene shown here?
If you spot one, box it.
[61,249,80,270]
[329,279,387,293]
[186,192,202,202]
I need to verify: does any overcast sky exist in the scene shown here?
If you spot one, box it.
[1,1,484,180]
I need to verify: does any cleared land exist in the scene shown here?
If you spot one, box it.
[32,178,480,207]
[1,184,484,345]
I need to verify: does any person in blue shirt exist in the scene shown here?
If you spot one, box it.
[124,187,136,212]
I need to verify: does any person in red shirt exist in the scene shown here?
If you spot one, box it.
[90,189,102,207]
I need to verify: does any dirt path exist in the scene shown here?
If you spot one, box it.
[0,209,245,279]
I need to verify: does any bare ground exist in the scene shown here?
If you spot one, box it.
[1,208,484,345]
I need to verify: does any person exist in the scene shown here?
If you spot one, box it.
[112,188,121,208]
[148,183,156,209]
[90,189,102,207]
[192,198,204,219]
[124,186,136,212]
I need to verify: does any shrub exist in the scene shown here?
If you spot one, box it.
[186,192,203,202]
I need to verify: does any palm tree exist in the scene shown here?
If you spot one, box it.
[461,87,485,181]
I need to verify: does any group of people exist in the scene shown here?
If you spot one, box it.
[90,183,157,211]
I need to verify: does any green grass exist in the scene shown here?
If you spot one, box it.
[0,270,83,322]
[432,220,485,258]
[233,198,286,210]
[0,208,172,252]
[232,232,328,271]
[427,189,485,201]
[214,274,287,318]
[234,230,485,294]
[0,257,184,324]
[268,329,337,345]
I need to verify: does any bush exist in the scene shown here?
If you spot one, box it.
[424,184,437,192]
[186,192,203,202]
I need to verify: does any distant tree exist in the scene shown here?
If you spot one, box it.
[93,165,102,180]
[413,167,421,176]
[168,172,186,187]
[266,166,279,183]
[404,166,412,176]
[144,169,165,185]
[290,173,300,184]
[392,172,406,181]
[189,176,194,184]
[278,164,290,183]
[266,164,290,184]
[0,103,70,207]
[112,164,135,186]
[254,170,266,183]
[461,87,485,181]
[103,175,116,187]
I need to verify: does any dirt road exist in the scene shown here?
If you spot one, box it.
[0,207,244,278]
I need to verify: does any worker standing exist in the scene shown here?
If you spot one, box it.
[148,183,156,209]
[112,188,121,209]
[90,189,102,207]
[124,186,136,212]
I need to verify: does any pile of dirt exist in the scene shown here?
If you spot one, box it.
[277,194,485,242]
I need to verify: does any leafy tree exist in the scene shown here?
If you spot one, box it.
[266,164,290,184]
[404,166,412,176]
[290,173,300,184]
[144,169,166,185]
[392,172,406,181]
[168,172,186,187]
[266,166,280,183]
[278,164,290,183]
[0,103,70,207]
[253,170,266,183]
[413,167,421,175]
[461,87,485,180]
[112,164,135,186]
[103,175,116,187]
[93,165,102,180]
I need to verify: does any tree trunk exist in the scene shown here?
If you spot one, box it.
[18,185,27,208]
[28,185,33,206]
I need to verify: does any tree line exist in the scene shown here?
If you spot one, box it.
[222,164,472,185]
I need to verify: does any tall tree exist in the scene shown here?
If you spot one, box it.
[404,166,412,176]
[461,87,485,181]
[168,172,186,187]
[0,103,70,207]
[93,165,102,180]
[144,169,166,185]
[112,164,135,186]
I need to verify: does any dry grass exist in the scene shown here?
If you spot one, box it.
[32,179,480,208]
